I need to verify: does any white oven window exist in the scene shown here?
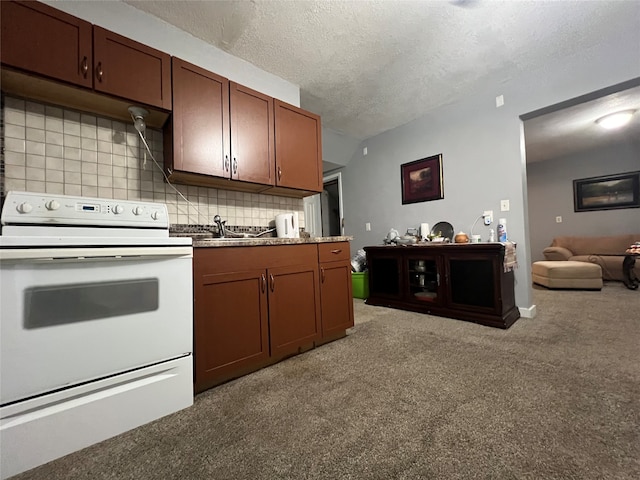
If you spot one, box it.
[24,278,159,328]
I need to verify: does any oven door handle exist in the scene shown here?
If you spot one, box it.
[0,246,193,262]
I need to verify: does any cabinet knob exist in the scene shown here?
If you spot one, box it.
[233,157,238,174]
[277,166,282,180]
[96,62,103,82]
[320,267,325,283]
[81,56,88,78]
[224,155,229,172]
[331,249,342,254]
[269,274,275,292]
[261,274,266,293]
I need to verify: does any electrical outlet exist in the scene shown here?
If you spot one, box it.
[365,222,371,231]
[483,210,493,225]
[500,199,510,211]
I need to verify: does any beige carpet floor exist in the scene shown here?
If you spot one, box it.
[10,282,640,480]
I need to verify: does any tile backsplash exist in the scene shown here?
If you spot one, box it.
[1,95,304,228]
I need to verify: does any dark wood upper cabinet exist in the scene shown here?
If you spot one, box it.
[230,82,275,185]
[93,26,171,110]
[0,0,93,88]
[169,57,230,178]
[166,59,281,192]
[2,2,322,196]
[274,100,323,193]
[1,1,171,115]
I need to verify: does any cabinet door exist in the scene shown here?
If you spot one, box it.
[274,100,323,192]
[446,256,500,313]
[366,250,403,300]
[93,26,171,110]
[170,57,230,177]
[319,261,354,337]
[406,256,443,306]
[230,82,274,185]
[194,269,269,392]
[0,0,92,88]
[268,264,321,358]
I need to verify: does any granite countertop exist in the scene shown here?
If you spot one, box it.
[173,234,352,248]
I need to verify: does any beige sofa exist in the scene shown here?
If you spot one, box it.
[542,234,640,281]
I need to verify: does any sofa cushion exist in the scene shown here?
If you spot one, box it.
[570,254,633,282]
[549,234,639,256]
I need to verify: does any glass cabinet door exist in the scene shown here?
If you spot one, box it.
[407,257,441,305]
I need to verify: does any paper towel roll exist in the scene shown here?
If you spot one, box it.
[420,223,430,240]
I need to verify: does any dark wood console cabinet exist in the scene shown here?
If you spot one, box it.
[364,244,520,329]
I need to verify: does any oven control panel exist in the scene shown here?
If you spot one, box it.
[1,191,170,229]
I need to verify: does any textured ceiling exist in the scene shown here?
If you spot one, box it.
[124,0,640,160]
[524,85,640,163]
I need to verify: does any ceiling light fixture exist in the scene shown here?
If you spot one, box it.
[595,109,636,130]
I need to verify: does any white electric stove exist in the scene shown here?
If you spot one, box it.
[0,191,194,478]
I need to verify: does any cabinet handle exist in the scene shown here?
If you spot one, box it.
[81,56,88,78]
[437,273,440,286]
[269,274,275,292]
[321,267,325,283]
[261,274,266,293]
[330,249,342,254]
[224,155,229,172]
[233,157,238,174]
[277,166,282,180]
[96,62,103,82]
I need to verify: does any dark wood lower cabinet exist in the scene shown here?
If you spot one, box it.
[267,264,321,360]
[318,242,354,341]
[193,242,351,393]
[365,244,520,329]
[195,269,269,391]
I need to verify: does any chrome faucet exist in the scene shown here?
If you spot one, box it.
[213,215,226,238]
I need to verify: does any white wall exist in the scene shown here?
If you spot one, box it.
[342,33,640,311]
[43,0,299,107]
[322,127,361,168]
[527,142,640,262]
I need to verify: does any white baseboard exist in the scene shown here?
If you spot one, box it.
[519,304,537,318]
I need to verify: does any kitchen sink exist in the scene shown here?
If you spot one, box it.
[213,237,258,241]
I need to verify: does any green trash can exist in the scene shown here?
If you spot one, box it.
[352,272,369,299]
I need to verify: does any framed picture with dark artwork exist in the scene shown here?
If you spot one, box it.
[573,171,640,212]
[401,154,444,205]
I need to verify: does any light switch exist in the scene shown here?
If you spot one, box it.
[555,216,562,223]
[363,147,368,156]
[500,199,510,211]
[365,222,371,231]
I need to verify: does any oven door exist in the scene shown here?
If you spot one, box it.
[0,246,193,405]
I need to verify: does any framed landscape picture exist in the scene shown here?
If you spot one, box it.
[573,171,640,212]
[401,154,444,205]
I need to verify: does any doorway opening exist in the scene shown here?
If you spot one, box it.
[321,172,344,236]
[302,171,344,237]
